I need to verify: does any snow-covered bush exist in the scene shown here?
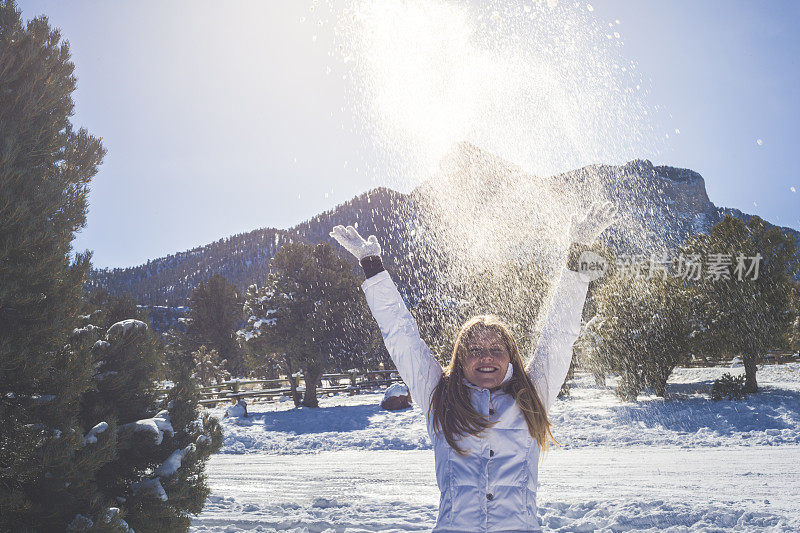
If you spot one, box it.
[225,399,248,418]
[238,282,285,382]
[191,345,231,386]
[710,372,747,401]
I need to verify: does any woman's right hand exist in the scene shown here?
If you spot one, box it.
[568,200,618,245]
[329,225,382,260]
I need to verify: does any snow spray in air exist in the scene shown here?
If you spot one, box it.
[325,0,669,341]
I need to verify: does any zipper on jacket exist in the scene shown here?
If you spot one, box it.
[447,446,454,526]
[524,439,533,519]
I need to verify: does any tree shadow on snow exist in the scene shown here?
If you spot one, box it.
[250,404,386,434]
[611,383,800,436]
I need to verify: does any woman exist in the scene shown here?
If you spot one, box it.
[330,201,617,532]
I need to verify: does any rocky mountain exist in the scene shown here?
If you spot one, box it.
[87,187,415,306]
[87,143,800,307]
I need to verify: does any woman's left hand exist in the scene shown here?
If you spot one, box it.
[568,200,619,245]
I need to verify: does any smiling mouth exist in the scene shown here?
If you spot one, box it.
[476,367,498,374]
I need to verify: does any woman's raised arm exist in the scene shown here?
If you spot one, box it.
[330,225,442,414]
[526,266,590,411]
[526,201,618,411]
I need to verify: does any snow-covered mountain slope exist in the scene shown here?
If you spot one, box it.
[88,143,800,306]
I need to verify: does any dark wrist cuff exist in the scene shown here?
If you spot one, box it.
[360,255,385,279]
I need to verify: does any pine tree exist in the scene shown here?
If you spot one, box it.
[158,350,223,530]
[114,338,223,532]
[0,2,123,528]
[239,277,304,404]
[588,269,694,401]
[262,242,374,407]
[239,281,284,374]
[191,345,230,386]
[86,289,148,330]
[787,282,800,353]
[74,300,223,531]
[681,215,799,392]
[186,273,246,376]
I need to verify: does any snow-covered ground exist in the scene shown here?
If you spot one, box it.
[192,363,800,532]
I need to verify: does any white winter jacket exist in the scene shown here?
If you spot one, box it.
[362,267,590,532]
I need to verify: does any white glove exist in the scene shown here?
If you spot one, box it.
[568,201,619,245]
[329,225,381,261]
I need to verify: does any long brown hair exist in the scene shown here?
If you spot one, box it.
[428,315,555,455]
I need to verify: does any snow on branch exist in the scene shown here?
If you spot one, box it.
[120,410,173,445]
[83,421,109,445]
[106,319,148,342]
[154,444,195,478]
[130,477,168,501]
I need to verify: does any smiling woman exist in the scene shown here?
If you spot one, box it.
[460,315,510,389]
[429,314,555,460]
[462,320,513,389]
[329,200,618,532]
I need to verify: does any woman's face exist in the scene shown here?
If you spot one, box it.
[462,328,511,389]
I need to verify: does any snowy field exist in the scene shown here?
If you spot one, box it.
[191,363,800,532]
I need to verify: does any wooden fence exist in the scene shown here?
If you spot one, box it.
[681,351,799,368]
[197,369,403,406]
[167,352,799,407]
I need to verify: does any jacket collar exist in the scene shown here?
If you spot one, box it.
[461,363,513,392]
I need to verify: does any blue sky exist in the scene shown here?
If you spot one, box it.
[16,0,800,268]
